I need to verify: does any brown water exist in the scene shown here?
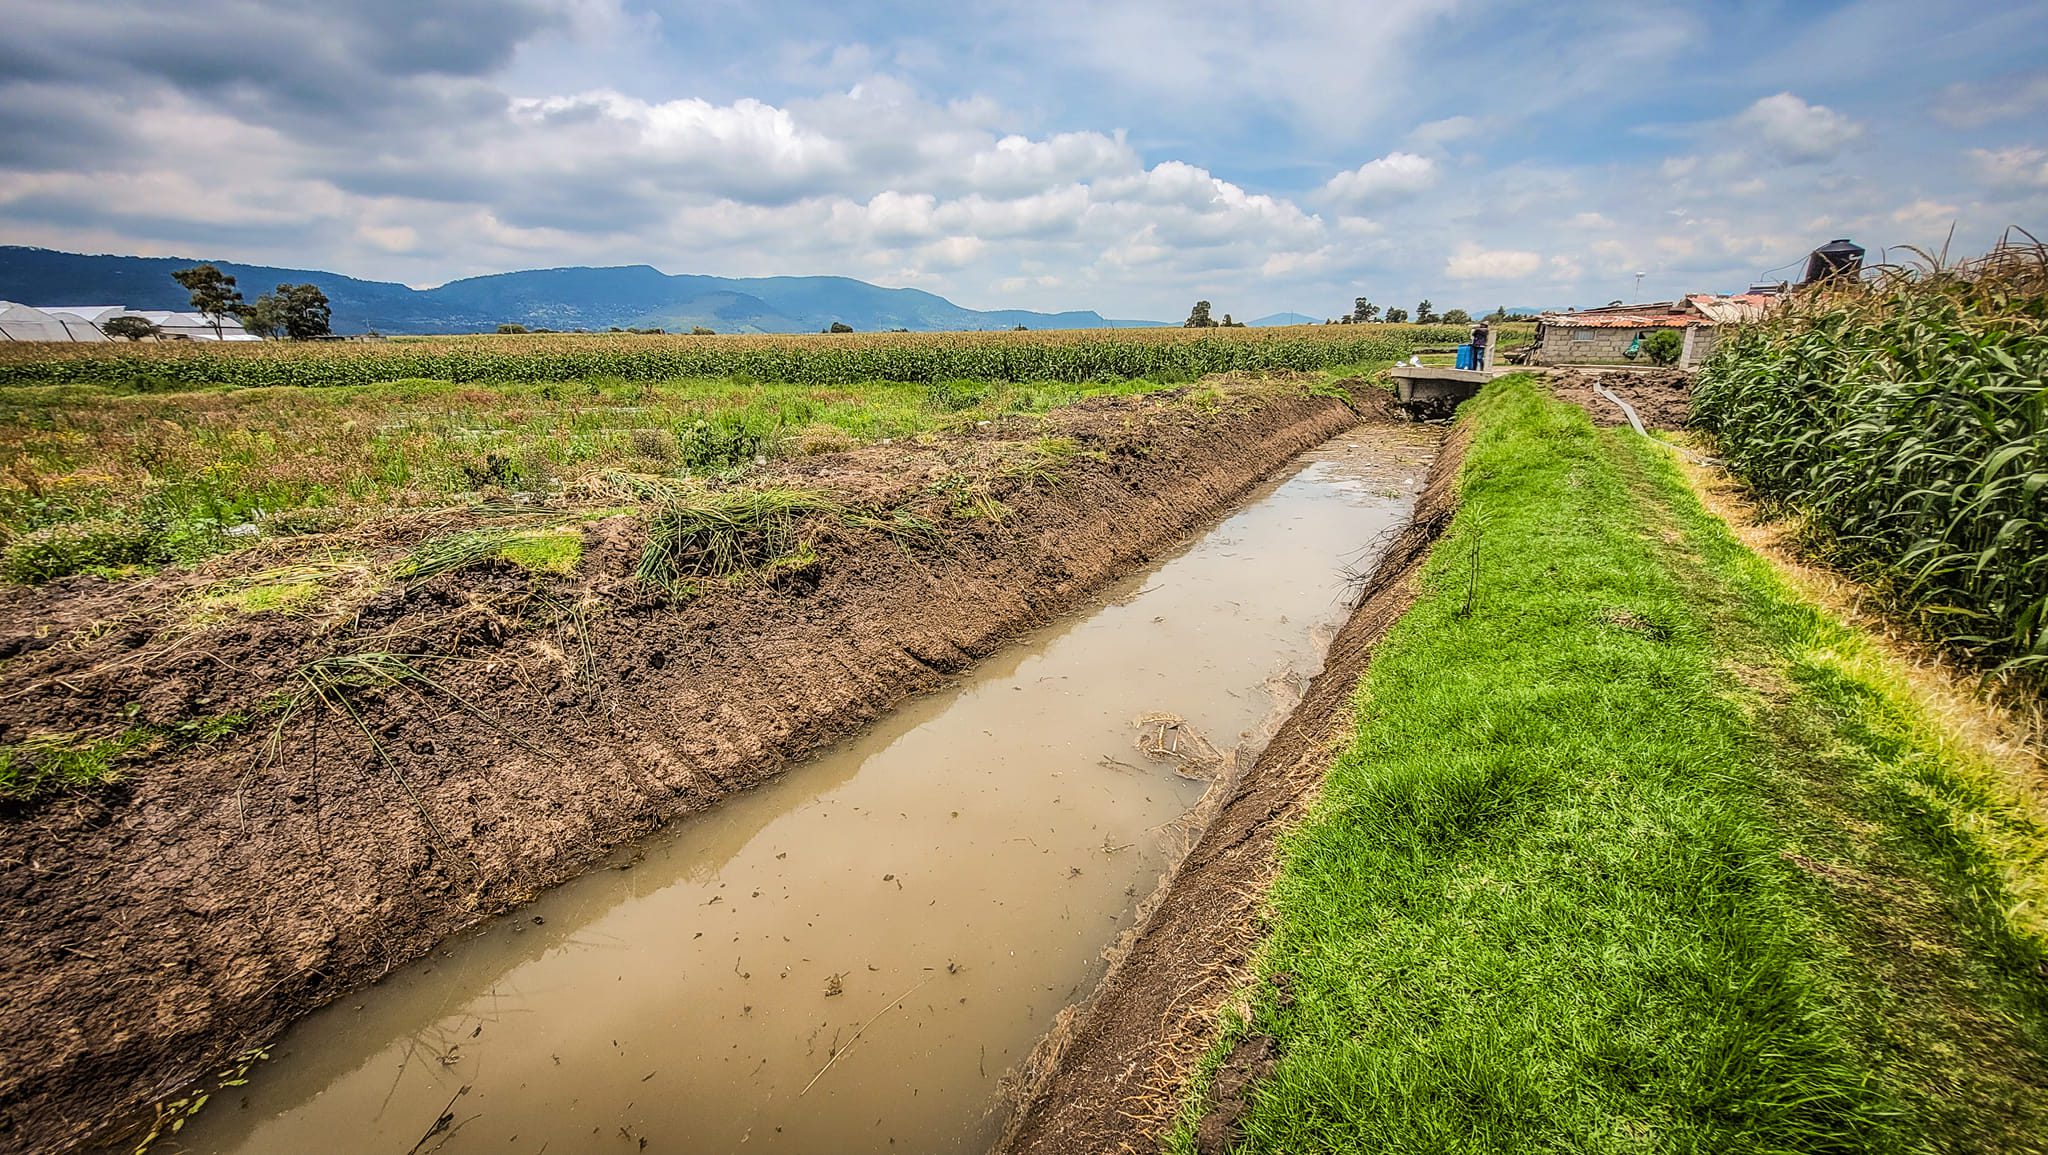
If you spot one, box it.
[171,429,1437,1155]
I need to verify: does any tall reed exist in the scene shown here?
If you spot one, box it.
[1691,235,2048,684]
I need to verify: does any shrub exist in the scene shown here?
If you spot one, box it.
[1,518,170,582]
[675,414,769,473]
[1643,329,1683,366]
[925,379,986,411]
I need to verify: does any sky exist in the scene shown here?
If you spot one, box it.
[2,0,2045,321]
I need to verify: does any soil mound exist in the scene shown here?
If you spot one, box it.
[1546,366,1692,431]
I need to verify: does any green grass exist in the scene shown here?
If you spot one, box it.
[1179,378,2048,1153]
[497,527,583,574]
[0,714,251,802]
[0,373,1196,585]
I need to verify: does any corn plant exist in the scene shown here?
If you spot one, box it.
[1691,235,2048,683]
[0,324,1481,391]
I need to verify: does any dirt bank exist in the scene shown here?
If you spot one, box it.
[995,418,1467,1155]
[0,383,1384,1154]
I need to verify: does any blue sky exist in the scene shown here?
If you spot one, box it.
[2,0,2045,320]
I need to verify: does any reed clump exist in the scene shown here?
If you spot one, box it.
[1691,235,2048,686]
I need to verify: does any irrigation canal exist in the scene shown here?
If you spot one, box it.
[169,426,1439,1155]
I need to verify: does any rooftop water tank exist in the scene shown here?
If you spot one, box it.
[1802,238,1865,284]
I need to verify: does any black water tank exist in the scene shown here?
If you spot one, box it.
[1802,238,1865,284]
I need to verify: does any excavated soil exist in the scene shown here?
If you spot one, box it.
[0,383,1392,1155]
[1545,366,1692,431]
[996,420,1468,1155]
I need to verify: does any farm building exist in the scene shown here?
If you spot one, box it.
[1529,292,1777,368]
[0,301,256,341]
[0,301,108,341]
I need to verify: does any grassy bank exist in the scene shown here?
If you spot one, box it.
[1181,378,2048,1152]
[0,373,1179,583]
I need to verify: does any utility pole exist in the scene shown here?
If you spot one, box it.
[1634,271,1646,301]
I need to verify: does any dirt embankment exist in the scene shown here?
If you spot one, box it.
[0,385,1383,1155]
[996,418,1468,1155]
[1544,366,1692,431]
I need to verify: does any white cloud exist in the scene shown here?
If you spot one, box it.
[1737,93,1862,163]
[1445,245,1542,280]
[1323,152,1437,206]
[1970,146,2048,189]
[1891,199,1960,231]
[966,132,1137,196]
[1410,115,1478,146]
[1934,72,2048,128]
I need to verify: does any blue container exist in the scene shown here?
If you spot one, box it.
[1455,344,1477,370]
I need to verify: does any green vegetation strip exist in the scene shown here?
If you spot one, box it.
[1186,378,2048,1153]
[0,324,1480,391]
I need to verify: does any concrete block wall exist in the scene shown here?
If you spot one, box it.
[1533,324,1717,367]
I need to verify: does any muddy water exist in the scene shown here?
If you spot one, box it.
[173,428,1438,1155]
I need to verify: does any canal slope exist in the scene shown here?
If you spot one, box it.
[166,425,1441,1155]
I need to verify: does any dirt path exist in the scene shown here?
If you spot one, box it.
[0,384,1383,1155]
[994,421,1467,1154]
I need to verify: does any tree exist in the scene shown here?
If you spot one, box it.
[172,264,244,338]
[1442,308,1472,325]
[1351,297,1380,324]
[690,326,716,335]
[1384,307,1410,323]
[276,283,331,339]
[238,296,285,339]
[1183,300,1216,328]
[827,321,854,333]
[1482,305,1510,323]
[1414,299,1438,325]
[241,283,331,339]
[101,315,159,341]
[497,323,529,334]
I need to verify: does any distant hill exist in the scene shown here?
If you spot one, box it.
[1249,311,1320,327]
[0,247,1168,335]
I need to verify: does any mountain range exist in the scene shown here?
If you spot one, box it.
[0,247,1186,335]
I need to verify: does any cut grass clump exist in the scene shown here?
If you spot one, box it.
[188,562,363,621]
[395,525,581,582]
[636,487,835,597]
[394,528,523,582]
[1182,377,2048,1153]
[497,527,582,574]
[0,730,156,801]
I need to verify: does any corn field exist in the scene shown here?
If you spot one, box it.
[0,324,1477,391]
[1690,237,2048,682]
